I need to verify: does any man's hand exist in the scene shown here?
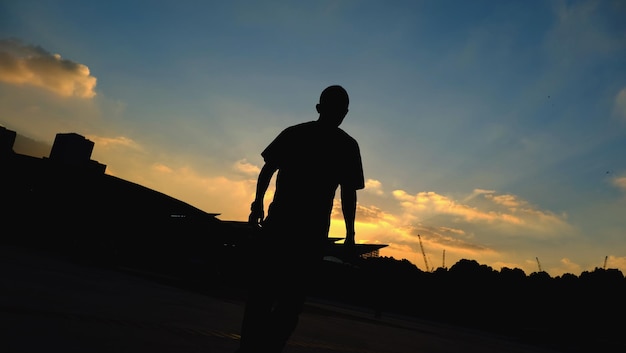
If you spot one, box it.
[248,201,264,227]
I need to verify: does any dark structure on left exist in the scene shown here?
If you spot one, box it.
[1,127,386,278]
[1,127,227,273]
[48,132,107,174]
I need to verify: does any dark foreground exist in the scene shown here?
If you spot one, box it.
[1,245,569,353]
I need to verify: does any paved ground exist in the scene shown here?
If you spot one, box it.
[1,245,565,353]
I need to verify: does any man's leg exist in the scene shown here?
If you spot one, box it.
[237,236,278,352]
[264,279,307,353]
[238,285,274,352]
[264,253,321,353]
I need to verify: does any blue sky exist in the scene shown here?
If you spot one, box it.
[2,0,625,276]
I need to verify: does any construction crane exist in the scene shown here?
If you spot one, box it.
[442,249,446,269]
[603,255,608,270]
[417,234,431,272]
[536,257,543,272]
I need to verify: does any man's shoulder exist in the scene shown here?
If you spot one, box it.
[336,127,359,145]
[275,121,311,135]
[286,121,316,130]
[281,121,358,145]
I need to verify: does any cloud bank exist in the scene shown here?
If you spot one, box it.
[0,39,97,98]
[325,181,578,273]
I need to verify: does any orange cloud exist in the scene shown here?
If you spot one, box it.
[87,135,140,150]
[234,159,260,176]
[145,164,257,220]
[364,178,384,195]
[613,176,626,193]
[487,193,523,208]
[392,189,571,237]
[393,190,505,223]
[0,38,97,98]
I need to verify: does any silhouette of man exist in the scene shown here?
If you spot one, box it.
[236,85,365,353]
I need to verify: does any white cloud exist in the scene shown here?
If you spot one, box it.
[613,87,626,122]
[548,0,619,65]
[0,38,97,98]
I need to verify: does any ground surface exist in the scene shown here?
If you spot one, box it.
[1,245,567,353]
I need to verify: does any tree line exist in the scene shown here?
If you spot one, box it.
[306,256,625,353]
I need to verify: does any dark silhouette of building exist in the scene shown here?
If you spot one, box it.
[47,132,107,174]
[0,126,16,158]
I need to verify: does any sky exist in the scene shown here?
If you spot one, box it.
[1,0,625,277]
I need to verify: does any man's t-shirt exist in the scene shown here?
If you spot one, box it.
[262,120,364,236]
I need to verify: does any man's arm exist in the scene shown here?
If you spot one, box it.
[249,162,278,226]
[340,186,358,246]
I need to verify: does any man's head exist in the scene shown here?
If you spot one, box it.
[316,85,349,127]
